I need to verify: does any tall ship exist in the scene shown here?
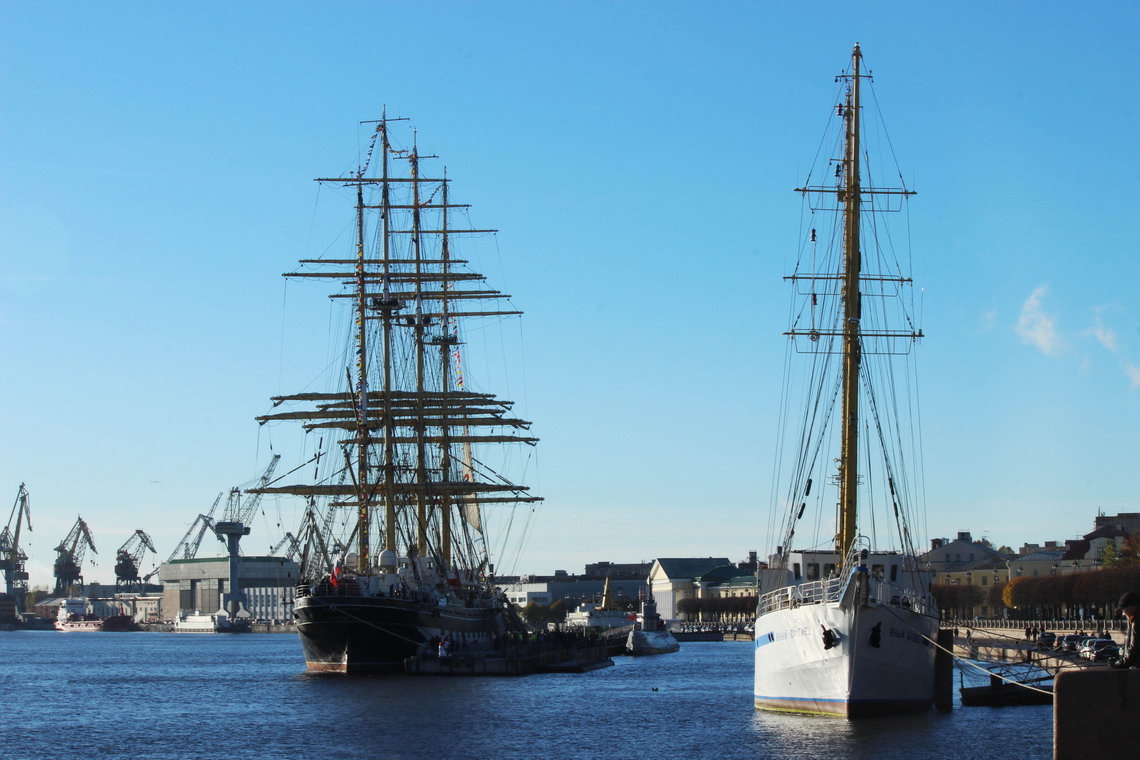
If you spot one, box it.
[753,45,939,718]
[253,115,541,673]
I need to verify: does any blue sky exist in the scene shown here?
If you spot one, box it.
[2,2,1138,587]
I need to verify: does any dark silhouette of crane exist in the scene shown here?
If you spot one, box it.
[215,454,280,618]
[53,516,97,595]
[0,484,33,614]
[167,492,223,564]
[269,531,302,561]
[114,530,157,590]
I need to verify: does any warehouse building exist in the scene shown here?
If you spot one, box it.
[159,556,299,623]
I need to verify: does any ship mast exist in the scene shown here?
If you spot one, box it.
[780,45,921,569]
[379,116,398,561]
[353,178,370,574]
[410,140,430,559]
[254,117,545,580]
[437,171,455,567]
[837,42,863,558]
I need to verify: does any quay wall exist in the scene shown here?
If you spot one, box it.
[1054,669,1140,760]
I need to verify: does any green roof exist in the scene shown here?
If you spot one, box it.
[167,556,296,565]
[654,557,731,580]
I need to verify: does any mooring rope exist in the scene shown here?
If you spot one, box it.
[879,605,1054,696]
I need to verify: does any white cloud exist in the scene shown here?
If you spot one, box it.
[981,309,997,331]
[1126,364,1140,389]
[1016,286,1062,356]
[1091,316,1118,353]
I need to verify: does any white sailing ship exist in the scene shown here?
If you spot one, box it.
[753,44,939,718]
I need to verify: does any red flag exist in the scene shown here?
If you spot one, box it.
[330,565,340,588]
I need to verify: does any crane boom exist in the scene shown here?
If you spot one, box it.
[168,493,223,561]
[115,530,157,588]
[1,484,33,604]
[226,454,281,526]
[53,516,97,595]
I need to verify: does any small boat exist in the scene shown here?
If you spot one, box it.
[174,609,249,633]
[960,682,1053,707]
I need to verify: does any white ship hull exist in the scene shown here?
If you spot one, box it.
[626,629,679,656]
[753,596,936,717]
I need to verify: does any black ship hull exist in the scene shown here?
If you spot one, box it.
[295,593,506,673]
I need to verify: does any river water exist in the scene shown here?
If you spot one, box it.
[0,632,1051,759]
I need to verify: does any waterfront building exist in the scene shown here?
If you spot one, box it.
[501,576,645,610]
[583,561,651,580]
[1094,511,1140,536]
[920,532,1011,571]
[682,564,757,624]
[647,557,731,621]
[920,532,1013,619]
[158,556,298,623]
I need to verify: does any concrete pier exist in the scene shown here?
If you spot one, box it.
[1054,669,1140,759]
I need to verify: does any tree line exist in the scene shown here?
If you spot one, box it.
[933,564,1140,620]
[676,595,757,621]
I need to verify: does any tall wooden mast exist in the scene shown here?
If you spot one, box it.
[837,42,863,558]
[353,179,370,573]
[379,116,398,558]
[437,170,455,567]
[410,140,429,558]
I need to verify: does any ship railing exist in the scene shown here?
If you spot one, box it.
[868,579,938,617]
[756,577,841,616]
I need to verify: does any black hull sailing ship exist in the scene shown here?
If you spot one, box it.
[254,115,539,674]
[295,586,509,672]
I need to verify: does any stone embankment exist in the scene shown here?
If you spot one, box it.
[951,625,1122,673]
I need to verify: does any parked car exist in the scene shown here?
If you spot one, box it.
[1057,634,1085,653]
[1037,631,1056,648]
[1091,642,1120,662]
[1078,638,1114,659]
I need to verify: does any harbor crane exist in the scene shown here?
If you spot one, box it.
[269,531,302,561]
[53,516,97,595]
[0,484,33,613]
[114,530,157,589]
[168,492,223,562]
[214,454,280,618]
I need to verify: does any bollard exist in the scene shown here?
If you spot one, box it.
[933,628,953,712]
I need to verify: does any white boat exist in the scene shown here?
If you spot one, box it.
[565,578,636,632]
[174,609,248,633]
[753,44,939,718]
[55,598,102,632]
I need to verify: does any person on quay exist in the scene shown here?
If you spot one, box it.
[1110,592,1139,669]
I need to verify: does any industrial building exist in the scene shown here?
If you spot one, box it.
[159,555,299,623]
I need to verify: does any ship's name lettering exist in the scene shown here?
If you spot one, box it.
[772,626,813,642]
[888,627,925,644]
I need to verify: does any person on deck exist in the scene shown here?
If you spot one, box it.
[1110,592,1139,669]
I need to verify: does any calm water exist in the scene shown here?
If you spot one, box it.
[0,632,1051,760]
